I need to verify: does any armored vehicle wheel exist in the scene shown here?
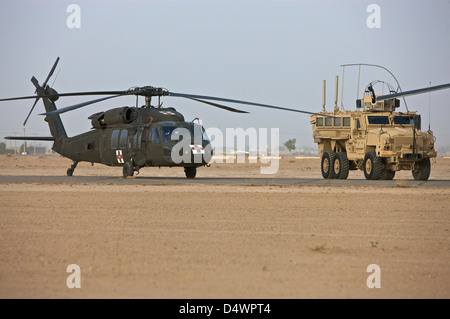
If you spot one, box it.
[364,151,383,180]
[331,152,349,179]
[412,158,431,181]
[381,169,396,180]
[184,167,197,179]
[123,162,134,178]
[321,151,335,179]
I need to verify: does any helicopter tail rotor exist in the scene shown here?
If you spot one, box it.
[23,57,60,126]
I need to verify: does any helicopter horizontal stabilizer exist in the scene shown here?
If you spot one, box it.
[4,136,54,141]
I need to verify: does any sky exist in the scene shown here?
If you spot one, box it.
[0,0,449,151]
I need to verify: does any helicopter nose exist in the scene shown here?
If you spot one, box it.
[163,144,212,165]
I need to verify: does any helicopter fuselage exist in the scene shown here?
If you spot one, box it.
[57,106,213,174]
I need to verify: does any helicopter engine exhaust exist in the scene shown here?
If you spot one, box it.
[90,107,137,128]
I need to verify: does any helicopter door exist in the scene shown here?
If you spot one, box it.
[132,128,144,151]
[100,129,118,164]
[146,127,162,163]
[103,129,130,165]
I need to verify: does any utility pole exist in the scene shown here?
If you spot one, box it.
[33,133,37,155]
[23,128,27,155]
[14,132,17,155]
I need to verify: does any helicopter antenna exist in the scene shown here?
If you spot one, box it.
[50,68,61,88]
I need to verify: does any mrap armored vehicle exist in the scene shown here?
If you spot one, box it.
[310,76,447,181]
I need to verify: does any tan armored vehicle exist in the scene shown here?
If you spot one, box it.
[311,76,448,181]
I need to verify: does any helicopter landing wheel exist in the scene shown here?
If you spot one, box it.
[123,162,134,178]
[184,167,197,179]
[67,161,78,177]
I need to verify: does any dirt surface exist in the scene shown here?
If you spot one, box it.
[0,155,449,298]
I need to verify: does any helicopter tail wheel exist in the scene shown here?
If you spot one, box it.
[184,167,197,179]
[363,151,382,180]
[123,162,134,178]
[412,158,431,181]
[321,151,335,179]
[331,152,349,179]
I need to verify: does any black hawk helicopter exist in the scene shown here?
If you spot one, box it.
[0,57,322,178]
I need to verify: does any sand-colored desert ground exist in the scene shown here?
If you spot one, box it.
[0,155,449,298]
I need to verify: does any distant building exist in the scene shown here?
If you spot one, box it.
[0,149,15,155]
[26,146,47,155]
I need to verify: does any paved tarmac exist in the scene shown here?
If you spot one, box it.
[1,175,449,187]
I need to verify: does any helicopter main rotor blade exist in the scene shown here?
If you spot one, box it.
[0,95,45,102]
[376,83,450,102]
[169,92,322,116]
[0,91,128,102]
[189,98,249,113]
[2,84,333,117]
[40,94,124,115]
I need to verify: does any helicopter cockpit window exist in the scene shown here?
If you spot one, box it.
[111,130,120,149]
[189,124,210,143]
[368,116,390,125]
[119,130,128,148]
[149,127,160,143]
[162,126,181,143]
